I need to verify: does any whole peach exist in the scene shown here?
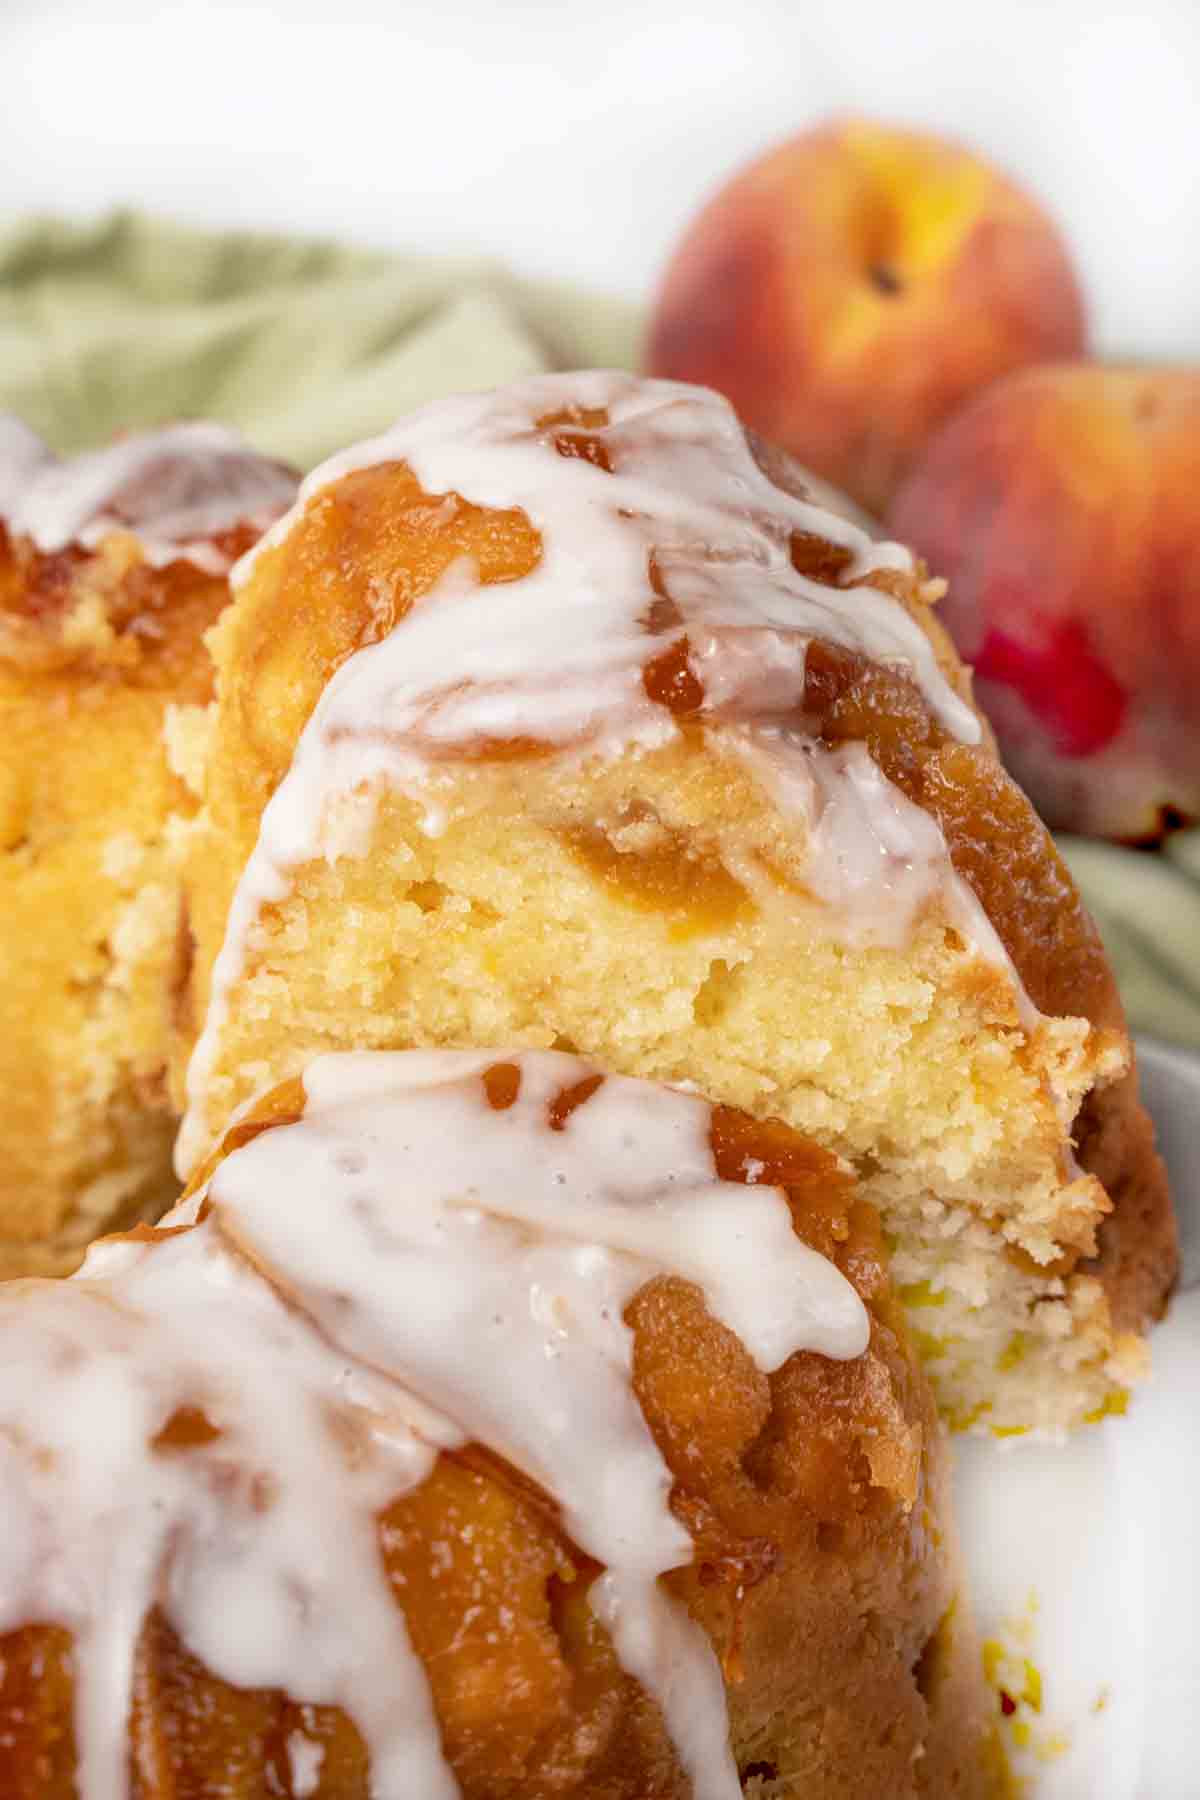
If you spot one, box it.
[646,118,1087,516]
[888,364,1200,841]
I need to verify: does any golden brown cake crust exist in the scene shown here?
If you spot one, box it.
[0,1082,1003,1798]
[756,443,1175,1340]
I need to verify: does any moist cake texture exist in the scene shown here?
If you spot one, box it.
[174,373,1173,1436]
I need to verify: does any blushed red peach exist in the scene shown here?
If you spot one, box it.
[646,119,1087,515]
[888,364,1200,841]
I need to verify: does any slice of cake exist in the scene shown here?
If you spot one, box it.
[0,418,296,1274]
[174,371,1174,1435]
[0,1049,1003,1797]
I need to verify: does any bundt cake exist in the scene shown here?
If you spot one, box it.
[173,371,1174,1436]
[0,418,296,1275]
[0,1048,1004,1797]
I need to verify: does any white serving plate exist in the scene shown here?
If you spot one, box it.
[954,1038,1200,1798]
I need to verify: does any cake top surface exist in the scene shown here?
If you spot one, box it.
[241,370,980,748]
[0,1048,869,1800]
[0,417,297,574]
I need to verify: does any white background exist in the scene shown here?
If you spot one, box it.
[2,0,1199,355]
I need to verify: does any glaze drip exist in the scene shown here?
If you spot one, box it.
[0,417,297,573]
[0,1049,870,1800]
[720,729,1034,1006]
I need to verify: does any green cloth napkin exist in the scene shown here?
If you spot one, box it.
[2,210,1197,1048]
[0,212,643,467]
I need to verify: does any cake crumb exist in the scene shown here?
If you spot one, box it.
[983,1593,1071,1771]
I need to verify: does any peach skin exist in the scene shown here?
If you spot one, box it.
[889,363,1200,841]
[646,118,1087,515]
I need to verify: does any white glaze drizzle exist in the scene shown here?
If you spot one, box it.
[238,372,976,746]
[0,1222,450,1800]
[720,729,1035,1019]
[0,1048,870,1800]
[287,1731,325,1797]
[179,374,999,1172]
[0,417,297,574]
[0,415,57,516]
